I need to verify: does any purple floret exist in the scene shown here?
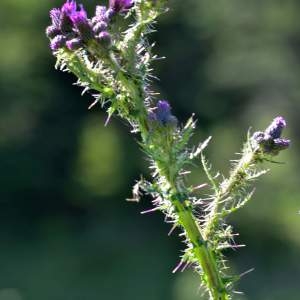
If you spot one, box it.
[95,6,107,20]
[70,4,87,25]
[50,35,66,51]
[70,5,92,40]
[265,116,286,139]
[50,8,61,28]
[156,100,171,124]
[60,1,76,32]
[61,0,77,16]
[149,100,178,127]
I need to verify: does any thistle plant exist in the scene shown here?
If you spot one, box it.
[46,1,290,299]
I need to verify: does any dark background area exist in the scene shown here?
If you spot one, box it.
[0,0,299,299]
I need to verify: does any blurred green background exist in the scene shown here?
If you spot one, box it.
[0,0,299,299]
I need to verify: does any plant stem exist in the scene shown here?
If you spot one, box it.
[171,190,229,300]
[204,145,256,240]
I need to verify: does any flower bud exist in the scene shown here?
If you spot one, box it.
[156,100,171,125]
[149,100,178,127]
[70,5,93,41]
[61,0,77,15]
[50,35,66,51]
[265,116,286,139]
[252,117,290,155]
[60,1,77,32]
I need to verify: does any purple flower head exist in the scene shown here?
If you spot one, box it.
[265,116,286,139]
[252,116,290,155]
[50,35,66,51]
[149,100,178,127]
[109,0,134,13]
[59,0,77,32]
[156,100,171,122]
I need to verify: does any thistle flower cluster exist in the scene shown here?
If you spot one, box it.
[46,0,133,52]
[46,1,290,299]
[252,116,290,155]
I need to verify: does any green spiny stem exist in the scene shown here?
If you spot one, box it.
[223,150,256,195]
[204,145,257,240]
[171,191,229,300]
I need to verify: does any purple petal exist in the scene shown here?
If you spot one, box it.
[50,35,66,51]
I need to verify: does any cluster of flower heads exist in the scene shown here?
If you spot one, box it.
[252,116,290,155]
[46,0,134,52]
[149,100,178,127]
